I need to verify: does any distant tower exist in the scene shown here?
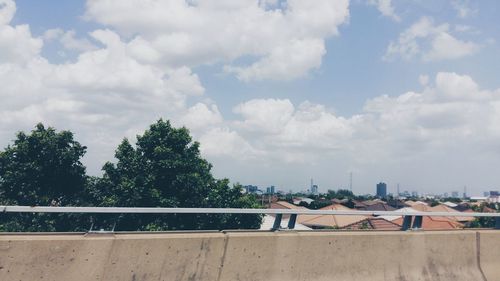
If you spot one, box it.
[376,182,387,198]
[463,186,467,199]
[349,172,353,192]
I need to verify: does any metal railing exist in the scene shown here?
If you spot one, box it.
[1,205,500,231]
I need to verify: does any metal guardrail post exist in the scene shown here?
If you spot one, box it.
[412,216,423,229]
[272,214,282,231]
[401,215,412,231]
[287,214,297,229]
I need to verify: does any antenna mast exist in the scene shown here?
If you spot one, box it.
[349,172,353,192]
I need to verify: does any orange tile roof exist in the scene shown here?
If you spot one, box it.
[298,204,369,228]
[429,204,475,222]
[405,201,429,207]
[410,203,432,212]
[393,216,464,230]
[343,217,401,231]
[270,201,306,210]
[269,201,308,219]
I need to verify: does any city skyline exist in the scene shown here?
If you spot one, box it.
[2,1,500,194]
[243,179,497,198]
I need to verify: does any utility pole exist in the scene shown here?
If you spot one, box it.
[397,183,400,209]
[349,172,353,192]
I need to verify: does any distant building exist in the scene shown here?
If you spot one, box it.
[266,186,275,195]
[411,191,418,197]
[489,191,500,203]
[451,191,459,198]
[400,190,410,197]
[244,185,259,194]
[311,184,318,195]
[376,182,387,198]
[484,191,490,197]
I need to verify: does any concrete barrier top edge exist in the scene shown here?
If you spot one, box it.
[0,229,496,241]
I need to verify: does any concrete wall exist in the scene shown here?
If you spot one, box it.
[0,230,498,281]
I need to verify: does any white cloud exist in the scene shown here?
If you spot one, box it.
[179,103,223,131]
[0,7,208,173]
[225,38,325,81]
[198,127,261,159]
[232,99,354,152]
[418,74,429,86]
[59,30,98,52]
[368,0,400,22]
[84,0,350,81]
[44,28,97,52]
[451,0,477,19]
[0,0,42,64]
[424,32,480,61]
[206,72,500,183]
[0,0,15,25]
[363,72,498,145]
[233,98,295,133]
[384,17,480,62]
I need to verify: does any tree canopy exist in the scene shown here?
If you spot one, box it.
[0,120,262,231]
[0,124,87,231]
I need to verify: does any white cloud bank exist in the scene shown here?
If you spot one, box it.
[385,17,480,62]
[206,72,500,191]
[84,0,350,81]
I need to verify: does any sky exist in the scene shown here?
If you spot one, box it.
[1,0,500,196]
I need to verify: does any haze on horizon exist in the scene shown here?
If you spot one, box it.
[1,0,500,195]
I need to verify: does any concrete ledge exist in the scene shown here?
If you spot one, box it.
[478,230,500,281]
[0,232,226,281]
[0,230,498,281]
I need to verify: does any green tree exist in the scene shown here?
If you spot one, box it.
[87,119,262,231]
[0,124,88,231]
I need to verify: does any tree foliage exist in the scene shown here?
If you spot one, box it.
[0,120,262,231]
[0,124,87,231]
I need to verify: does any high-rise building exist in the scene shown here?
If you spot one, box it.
[266,186,275,195]
[376,182,387,198]
[451,191,459,198]
[244,185,259,194]
[311,185,318,195]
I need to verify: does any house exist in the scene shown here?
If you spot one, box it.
[263,201,312,230]
[379,207,420,221]
[428,204,475,223]
[260,215,311,230]
[355,200,396,211]
[292,197,314,205]
[405,200,429,207]
[392,216,463,230]
[298,204,369,229]
[442,201,458,208]
[381,206,465,230]
[270,201,308,219]
[408,203,432,212]
[342,217,401,231]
